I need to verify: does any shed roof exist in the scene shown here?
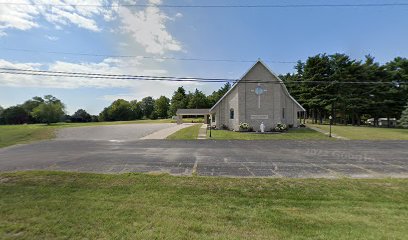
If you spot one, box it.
[176,109,210,115]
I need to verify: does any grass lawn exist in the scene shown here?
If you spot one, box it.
[310,124,408,140]
[0,125,56,148]
[207,128,329,140]
[0,118,203,148]
[167,124,202,140]
[0,171,407,239]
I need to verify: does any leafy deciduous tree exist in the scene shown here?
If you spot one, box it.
[154,96,170,119]
[71,109,92,122]
[32,96,65,125]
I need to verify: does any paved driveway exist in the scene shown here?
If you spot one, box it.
[0,140,407,178]
[56,123,179,141]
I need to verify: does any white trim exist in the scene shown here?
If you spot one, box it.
[210,60,305,112]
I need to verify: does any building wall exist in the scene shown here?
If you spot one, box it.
[213,62,302,131]
[213,85,239,130]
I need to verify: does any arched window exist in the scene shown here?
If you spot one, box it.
[230,108,234,119]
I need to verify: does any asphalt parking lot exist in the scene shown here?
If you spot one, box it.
[56,123,178,141]
[0,140,407,178]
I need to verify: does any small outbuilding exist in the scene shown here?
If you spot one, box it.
[175,109,210,124]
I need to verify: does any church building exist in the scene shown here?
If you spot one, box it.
[176,60,305,131]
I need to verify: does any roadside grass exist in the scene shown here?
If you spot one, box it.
[0,118,203,148]
[167,124,202,140]
[0,125,55,148]
[310,124,408,140]
[1,171,407,239]
[207,128,329,140]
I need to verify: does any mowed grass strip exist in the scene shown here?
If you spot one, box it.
[207,128,328,140]
[0,125,56,148]
[0,172,407,239]
[310,124,408,140]
[167,124,202,140]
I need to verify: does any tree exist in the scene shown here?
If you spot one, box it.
[71,109,92,122]
[32,98,65,125]
[130,100,143,120]
[98,107,111,121]
[154,96,170,119]
[400,102,408,128]
[140,97,155,118]
[188,88,209,109]
[21,96,44,123]
[32,96,65,125]
[0,106,29,124]
[107,99,133,121]
[169,87,188,116]
[207,82,231,106]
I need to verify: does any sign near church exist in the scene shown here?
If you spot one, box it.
[251,115,269,120]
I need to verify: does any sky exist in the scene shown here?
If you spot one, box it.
[0,0,407,114]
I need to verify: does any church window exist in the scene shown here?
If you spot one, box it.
[230,109,234,119]
[282,108,285,119]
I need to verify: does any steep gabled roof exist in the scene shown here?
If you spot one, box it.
[210,60,305,112]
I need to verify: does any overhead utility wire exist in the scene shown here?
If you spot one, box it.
[1,2,408,8]
[0,48,296,64]
[0,68,406,85]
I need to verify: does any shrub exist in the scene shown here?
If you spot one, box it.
[239,122,250,132]
[272,123,288,132]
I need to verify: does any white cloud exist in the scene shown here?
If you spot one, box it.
[45,35,59,41]
[119,4,182,54]
[0,1,183,54]
[0,58,201,93]
[0,0,117,33]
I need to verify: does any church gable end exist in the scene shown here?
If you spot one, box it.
[210,60,304,131]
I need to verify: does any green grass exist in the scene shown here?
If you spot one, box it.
[0,171,407,239]
[207,128,329,140]
[0,118,204,148]
[167,124,202,140]
[0,125,56,148]
[310,124,408,140]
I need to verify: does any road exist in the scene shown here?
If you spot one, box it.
[1,139,407,178]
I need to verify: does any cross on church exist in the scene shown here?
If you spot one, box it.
[251,83,267,108]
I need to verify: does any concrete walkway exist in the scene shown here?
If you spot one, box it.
[308,126,349,140]
[140,123,197,140]
[197,124,207,139]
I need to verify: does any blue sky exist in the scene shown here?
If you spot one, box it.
[0,0,407,114]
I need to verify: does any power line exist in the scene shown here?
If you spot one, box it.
[0,48,297,64]
[0,67,406,85]
[1,2,408,8]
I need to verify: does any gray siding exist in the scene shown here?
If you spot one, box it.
[211,61,303,130]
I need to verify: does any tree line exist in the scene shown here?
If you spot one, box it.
[1,53,408,127]
[0,83,231,124]
[0,95,65,125]
[281,54,408,127]
[98,83,231,121]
